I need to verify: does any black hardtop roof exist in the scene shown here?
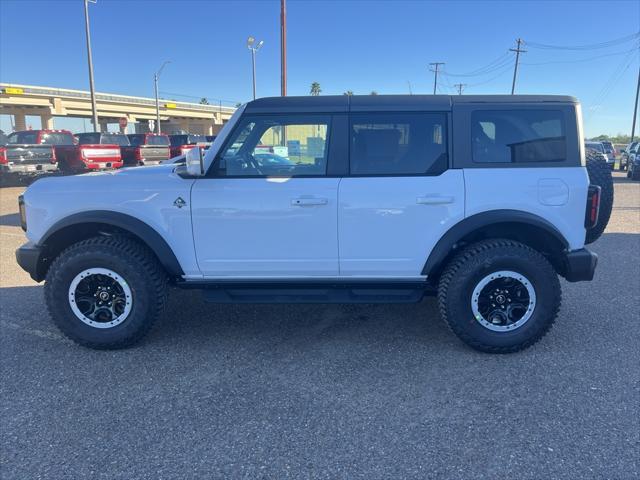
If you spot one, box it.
[244,94,578,114]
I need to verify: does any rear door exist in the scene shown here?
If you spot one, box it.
[191,114,342,277]
[338,111,465,277]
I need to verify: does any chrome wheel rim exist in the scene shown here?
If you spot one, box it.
[471,270,536,332]
[68,268,133,329]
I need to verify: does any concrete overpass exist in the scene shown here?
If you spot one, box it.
[0,83,237,135]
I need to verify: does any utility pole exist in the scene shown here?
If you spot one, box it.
[154,61,171,134]
[280,0,287,96]
[631,65,640,141]
[510,38,526,95]
[454,83,466,95]
[83,0,99,132]
[429,62,445,94]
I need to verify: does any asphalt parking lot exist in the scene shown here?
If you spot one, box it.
[1,174,638,479]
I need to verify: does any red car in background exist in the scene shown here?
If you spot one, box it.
[168,134,210,158]
[121,133,171,166]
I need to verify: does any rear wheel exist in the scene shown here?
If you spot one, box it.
[45,236,168,349]
[438,239,560,353]
[585,151,613,244]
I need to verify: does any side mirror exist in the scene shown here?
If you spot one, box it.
[185,146,205,176]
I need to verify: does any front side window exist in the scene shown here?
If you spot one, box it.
[216,115,330,177]
[350,113,447,175]
[472,110,566,163]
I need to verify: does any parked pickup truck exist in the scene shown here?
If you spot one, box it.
[168,134,210,158]
[122,133,171,166]
[0,130,58,178]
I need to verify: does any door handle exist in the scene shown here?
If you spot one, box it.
[416,195,455,205]
[291,197,328,206]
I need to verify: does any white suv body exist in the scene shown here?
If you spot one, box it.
[16,95,600,353]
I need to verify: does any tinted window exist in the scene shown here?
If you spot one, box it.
[585,142,604,153]
[128,134,144,146]
[472,110,566,163]
[8,132,37,144]
[102,134,129,146]
[217,115,330,177]
[40,132,74,145]
[147,135,169,146]
[350,113,447,175]
[77,133,100,145]
[169,135,188,146]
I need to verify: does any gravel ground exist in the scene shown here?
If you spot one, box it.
[1,173,638,479]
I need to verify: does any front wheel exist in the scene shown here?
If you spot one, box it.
[45,236,168,349]
[437,239,561,353]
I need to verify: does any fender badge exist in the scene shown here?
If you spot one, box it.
[173,197,187,208]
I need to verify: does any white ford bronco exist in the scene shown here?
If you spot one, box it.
[16,95,605,353]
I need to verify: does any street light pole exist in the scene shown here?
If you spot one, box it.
[247,37,264,100]
[83,0,99,132]
[154,61,171,134]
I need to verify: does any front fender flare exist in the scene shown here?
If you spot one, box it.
[39,210,184,277]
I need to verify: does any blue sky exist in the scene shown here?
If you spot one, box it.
[0,0,638,137]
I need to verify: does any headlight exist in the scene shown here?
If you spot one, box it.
[18,195,26,232]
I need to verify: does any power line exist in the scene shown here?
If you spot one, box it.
[442,52,513,77]
[159,91,241,106]
[586,49,638,119]
[526,31,639,50]
[454,83,466,95]
[522,46,639,66]
[466,61,515,87]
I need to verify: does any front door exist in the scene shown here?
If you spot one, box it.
[191,114,340,277]
[338,111,465,277]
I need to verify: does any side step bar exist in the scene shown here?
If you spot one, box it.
[177,279,436,304]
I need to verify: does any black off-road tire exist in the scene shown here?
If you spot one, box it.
[44,236,168,349]
[585,151,613,244]
[437,239,561,354]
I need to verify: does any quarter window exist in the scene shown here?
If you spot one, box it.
[472,110,566,163]
[349,113,447,175]
[217,115,330,177]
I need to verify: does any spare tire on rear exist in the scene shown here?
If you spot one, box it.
[585,151,613,244]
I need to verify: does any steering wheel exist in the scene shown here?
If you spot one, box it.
[228,152,263,175]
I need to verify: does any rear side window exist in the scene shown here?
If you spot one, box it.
[350,113,447,175]
[472,110,566,163]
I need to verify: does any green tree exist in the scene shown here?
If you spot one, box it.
[370,90,378,96]
[310,82,322,96]
[199,97,210,105]
[343,90,354,96]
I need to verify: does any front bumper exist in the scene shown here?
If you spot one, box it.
[562,248,598,282]
[15,242,45,282]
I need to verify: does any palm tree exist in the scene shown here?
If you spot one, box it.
[199,97,210,105]
[343,90,354,96]
[370,91,378,96]
[310,82,322,96]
